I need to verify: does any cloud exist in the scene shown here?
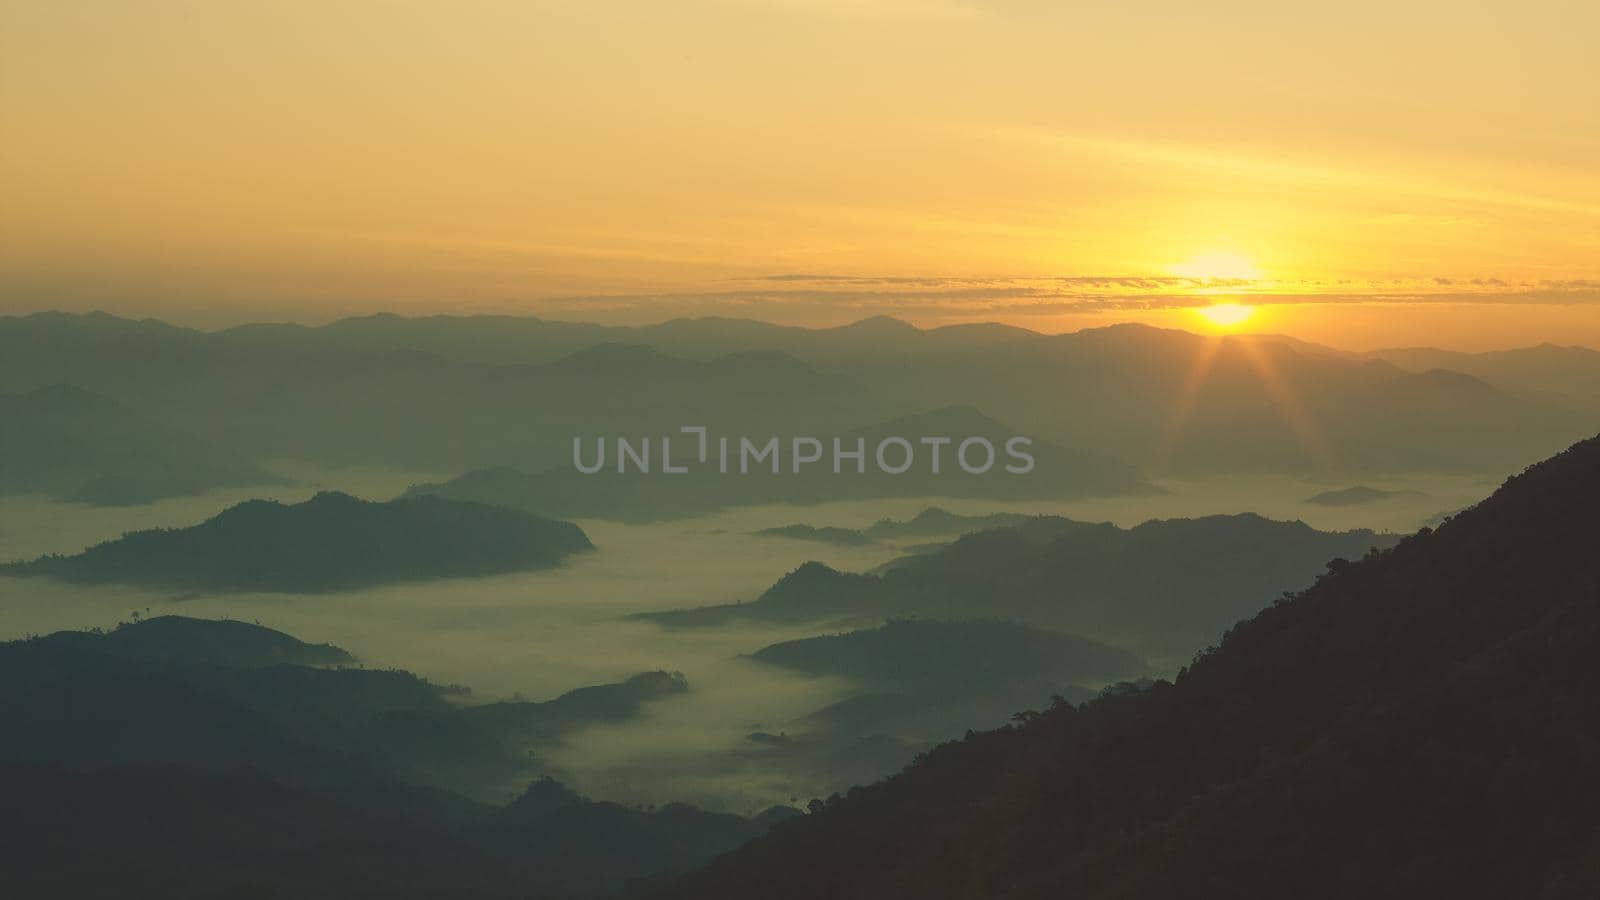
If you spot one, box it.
[1003,130,1600,219]
[530,274,1600,327]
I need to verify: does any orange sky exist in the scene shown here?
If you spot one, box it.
[2,1,1597,350]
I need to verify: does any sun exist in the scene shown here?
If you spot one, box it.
[1197,303,1256,328]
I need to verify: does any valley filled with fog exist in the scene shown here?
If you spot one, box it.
[5,309,1595,899]
[0,461,1494,812]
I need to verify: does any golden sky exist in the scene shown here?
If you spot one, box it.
[2,1,1597,349]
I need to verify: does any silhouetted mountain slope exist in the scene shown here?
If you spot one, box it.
[661,434,1600,900]
[407,407,1151,522]
[464,777,800,896]
[0,619,682,800]
[0,637,493,796]
[2,491,592,591]
[0,762,799,900]
[33,615,354,667]
[0,763,524,900]
[742,620,1146,777]
[0,615,770,896]
[632,561,885,628]
[0,384,280,504]
[637,514,1396,659]
[463,671,688,745]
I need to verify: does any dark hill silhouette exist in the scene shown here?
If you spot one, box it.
[0,611,791,897]
[0,762,800,899]
[636,514,1397,661]
[0,618,686,801]
[35,615,354,667]
[2,491,592,591]
[659,433,1600,900]
[633,561,884,628]
[463,671,688,745]
[751,619,1145,693]
[0,763,524,900]
[738,620,1148,784]
[0,384,280,504]
[466,776,800,896]
[1304,484,1427,506]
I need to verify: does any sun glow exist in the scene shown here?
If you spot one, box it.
[1170,252,1262,281]
[1197,303,1256,328]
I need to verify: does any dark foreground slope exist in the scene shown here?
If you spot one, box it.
[3,491,592,591]
[662,434,1600,900]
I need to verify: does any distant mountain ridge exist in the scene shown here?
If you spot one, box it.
[748,508,1052,546]
[1304,484,1428,506]
[1371,342,1600,413]
[0,312,887,474]
[406,406,1153,522]
[3,311,1588,480]
[0,383,280,504]
[752,524,876,546]
[864,507,1040,539]
[2,491,593,591]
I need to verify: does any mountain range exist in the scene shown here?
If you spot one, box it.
[750,619,1145,694]
[635,513,1398,661]
[0,615,685,800]
[3,311,1591,486]
[659,431,1600,900]
[0,612,812,896]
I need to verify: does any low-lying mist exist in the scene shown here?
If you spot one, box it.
[0,460,1497,811]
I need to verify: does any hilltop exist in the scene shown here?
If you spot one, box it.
[3,491,593,592]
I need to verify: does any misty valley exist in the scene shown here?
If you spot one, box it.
[2,311,1598,898]
[6,4,1600,894]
